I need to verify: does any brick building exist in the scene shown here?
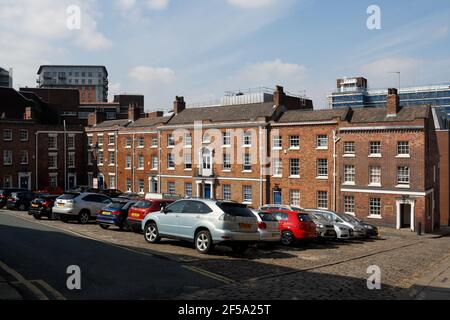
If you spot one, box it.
[0,88,86,191]
[85,107,170,192]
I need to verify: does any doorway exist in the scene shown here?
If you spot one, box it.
[19,173,31,190]
[273,190,282,204]
[204,184,212,199]
[400,204,412,228]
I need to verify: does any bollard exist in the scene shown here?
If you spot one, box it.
[417,222,422,236]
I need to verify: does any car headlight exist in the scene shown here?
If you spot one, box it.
[317,224,324,228]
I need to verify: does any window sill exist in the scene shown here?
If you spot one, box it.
[243,202,252,205]
[222,170,232,173]
[184,146,192,149]
[396,155,411,158]
[184,168,193,171]
[125,168,131,170]
[242,170,253,173]
[222,145,231,148]
[342,182,355,186]
[343,154,355,158]
[167,168,175,171]
[345,212,356,216]
[368,154,382,158]
[48,168,58,170]
[396,184,411,189]
[97,164,104,167]
[167,146,175,149]
[368,183,382,187]
[316,147,328,151]
[151,146,158,149]
[367,215,382,220]
[125,146,131,149]
[316,176,328,180]
[272,147,282,151]
[137,146,144,149]
[137,168,144,171]
[151,168,158,171]
[289,147,300,151]
[272,175,283,178]
[289,175,300,179]
[242,145,252,148]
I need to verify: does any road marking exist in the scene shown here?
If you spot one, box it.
[32,280,66,300]
[0,260,48,300]
[183,265,234,285]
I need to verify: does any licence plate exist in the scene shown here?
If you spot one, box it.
[57,203,64,207]
[102,211,111,216]
[239,223,252,230]
[31,204,39,208]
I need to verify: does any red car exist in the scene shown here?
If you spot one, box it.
[126,199,175,232]
[264,208,317,246]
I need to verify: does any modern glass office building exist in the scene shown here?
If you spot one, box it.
[329,77,450,128]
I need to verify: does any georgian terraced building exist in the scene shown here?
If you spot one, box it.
[85,87,442,233]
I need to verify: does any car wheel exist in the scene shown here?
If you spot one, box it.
[78,211,90,224]
[100,224,110,230]
[144,223,161,243]
[33,214,42,220]
[195,230,213,254]
[231,244,249,254]
[281,231,295,246]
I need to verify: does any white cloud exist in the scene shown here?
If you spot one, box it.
[117,0,136,10]
[227,0,275,9]
[146,0,170,10]
[360,57,424,87]
[234,59,306,86]
[129,66,176,83]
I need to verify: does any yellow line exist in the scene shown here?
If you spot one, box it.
[33,280,66,300]
[0,260,48,300]
[182,265,234,284]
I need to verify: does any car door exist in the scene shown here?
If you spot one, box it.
[157,201,186,236]
[177,201,213,239]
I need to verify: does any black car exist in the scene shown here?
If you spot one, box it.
[28,194,60,220]
[6,191,36,211]
[99,189,124,198]
[0,189,27,208]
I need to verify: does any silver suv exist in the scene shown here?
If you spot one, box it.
[142,199,260,254]
[54,193,112,224]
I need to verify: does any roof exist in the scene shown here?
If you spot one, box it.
[277,108,350,123]
[167,102,277,125]
[127,116,172,128]
[37,65,108,76]
[94,119,131,128]
[349,105,430,123]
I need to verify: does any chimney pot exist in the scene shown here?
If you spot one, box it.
[173,96,186,114]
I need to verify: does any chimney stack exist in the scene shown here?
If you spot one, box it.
[173,96,186,114]
[274,85,286,106]
[146,111,164,118]
[88,109,106,126]
[128,102,140,121]
[386,88,400,117]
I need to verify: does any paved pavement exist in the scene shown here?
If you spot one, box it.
[1,209,449,300]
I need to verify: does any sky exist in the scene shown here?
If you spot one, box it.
[1,0,449,111]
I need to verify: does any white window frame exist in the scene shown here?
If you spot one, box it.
[344,196,355,215]
[343,165,355,185]
[290,190,300,207]
[289,136,300,150]
[3,129,12,142]
[316,135,328,150]
[243,186,252,204]
[317,159,328,179]
[20,130,29,142]
[272,135,282,150]
[289,158,300,178]
[3,150,12,166]
[223,185,231,201]
[317,191,328,210]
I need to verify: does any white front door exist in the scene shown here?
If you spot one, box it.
[396,199,415,231]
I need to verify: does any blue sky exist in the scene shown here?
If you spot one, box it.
[1,0,449,111]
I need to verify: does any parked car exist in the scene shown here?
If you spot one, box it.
[251,210,281,242]
[28,194,60,220]
[307,210,352,240]
[307,212,337,240]
[99,189,123,198]
[118,192,142,200]
[0,189,28,208]
[6,191,36,211]
[127,198,176,232]
[304,209,366,238]
[342,213,379,238]
[142,199,260,254]
[259,208,317,246]
[53,193,112,224]
[96,198,136,230]
[259,204,303,212]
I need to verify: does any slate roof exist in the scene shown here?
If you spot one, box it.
[127,116,172,128]
[349,106,430,123]
[167,102,277,125]
[94,119,131,128]
[277,108,350,123]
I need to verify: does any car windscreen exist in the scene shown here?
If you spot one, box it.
[105,202,126,210]
[337,213,354,222]
[217,202,254,217]
[58,193,80,200]
[258,212,277,221]
[298,214,313,222]
[133,201,152,209]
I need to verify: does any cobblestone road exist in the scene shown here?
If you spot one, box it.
[2,210,449,299]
